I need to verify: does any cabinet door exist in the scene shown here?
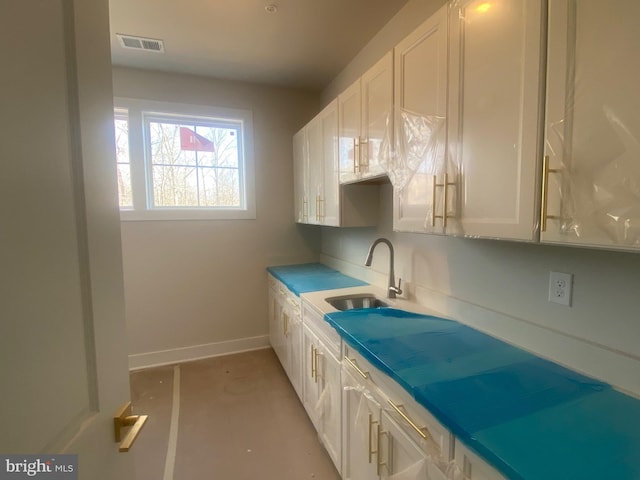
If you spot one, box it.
[339,79,363,184]
[541,0,640,250]
[448,0,545,240]
[293,128,308,223]
[342,369,380,480]
[322,100,340,226]
[302,325,322,430]
[318,346,342,473]
[452,440,505,480]
[379,410,429,480]
[307,113,324,225]
[268,282,278,352]
[270,287,286,366]
[393,6,448,233]
[287,310,303,400]
[361,51,394,180]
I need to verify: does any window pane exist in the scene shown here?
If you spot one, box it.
[150,122,197,166]
[152,165,198,207]
[114,115,132,208]
[117,164,132,208]
[147,118,243,209]
[199,167,240,207]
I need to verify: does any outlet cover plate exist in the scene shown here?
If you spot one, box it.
[549,271,573,306]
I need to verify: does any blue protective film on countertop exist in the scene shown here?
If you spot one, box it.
[471,389,640,480]
[266,263,367,296]
[413,357,607,436]
[324,307,628,480]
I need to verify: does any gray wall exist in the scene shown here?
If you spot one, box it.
[113,67,321,362]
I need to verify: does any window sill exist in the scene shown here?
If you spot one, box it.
[120,208,256,222]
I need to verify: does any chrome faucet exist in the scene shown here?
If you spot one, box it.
[364,238,403,299]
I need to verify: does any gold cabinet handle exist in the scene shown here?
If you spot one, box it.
[114,402,148,453]
[344,356,369,379]
[310,344,316,379]
[431,175,437,227]
[387,400,433,443]
[353,138,360,173]
[541,155,561,232]
[302,197,308,221]
[314,348,322,383]
[318,197,325,221]
[283,312,289,337]
[433,174,456,227]
[368,412,378,464]
[376,424,388,475]
[360,137,369,168]
[463,455,473,479]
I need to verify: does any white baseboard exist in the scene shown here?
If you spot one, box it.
[128,335,270,371]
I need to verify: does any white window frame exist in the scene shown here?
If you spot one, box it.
[114,97,256,221]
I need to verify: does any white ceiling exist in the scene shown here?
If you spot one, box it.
[108,0,409,91]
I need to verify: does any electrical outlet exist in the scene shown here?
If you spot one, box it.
[548,271,573,306]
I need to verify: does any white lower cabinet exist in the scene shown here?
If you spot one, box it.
[284,302,303,398]
[380,410,448,480]
[302,305,343,473]
[342,346,452,480]
[267,274,302,399]
[270,280,503,480]
[342,368,381,480]
[302,324,322,429]
[450,441,505,480]
[268,277,286,367]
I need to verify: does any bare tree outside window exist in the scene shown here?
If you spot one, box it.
[114,113,132,208]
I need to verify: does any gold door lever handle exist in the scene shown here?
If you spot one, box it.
[114,401,149,452]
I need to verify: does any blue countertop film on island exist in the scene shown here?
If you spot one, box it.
[266,263,367,296]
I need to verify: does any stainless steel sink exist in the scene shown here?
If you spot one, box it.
[325,293,388,311]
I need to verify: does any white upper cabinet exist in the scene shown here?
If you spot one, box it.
[339,52,394,183]
[541,0,640,251]
[295,100,340,226]
[322,101,340,226]
[447,0,545,241]
[293,128,308,223]
[295,100,378,227]
[392,4,449,233]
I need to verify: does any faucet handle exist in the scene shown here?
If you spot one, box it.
[389,278,403,297]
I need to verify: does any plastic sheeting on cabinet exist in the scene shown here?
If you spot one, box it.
[542,0,640,249]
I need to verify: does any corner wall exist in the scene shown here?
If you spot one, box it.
[113,67,322,368]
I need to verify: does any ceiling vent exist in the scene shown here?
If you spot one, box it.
[116,34,165,53]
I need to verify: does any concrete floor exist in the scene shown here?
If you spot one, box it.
[130,348,341,479]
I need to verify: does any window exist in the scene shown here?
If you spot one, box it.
[113,98,255,221]
[114,109,132,209]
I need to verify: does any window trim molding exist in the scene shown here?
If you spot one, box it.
[114,97,256,221]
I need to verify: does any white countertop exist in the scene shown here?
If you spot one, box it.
[301,284,445,318]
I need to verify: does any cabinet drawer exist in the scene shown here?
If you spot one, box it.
[453,439,505,480]
[302,301,341,358]
[342,344,453,467]
[268,273,279,292]
[280,286,301,315]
